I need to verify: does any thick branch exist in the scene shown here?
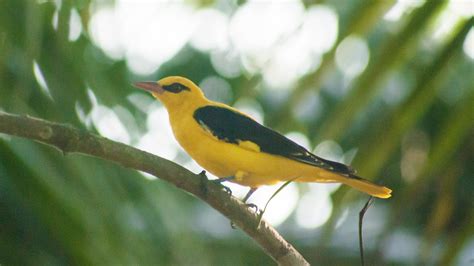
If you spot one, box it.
[0,112,309,266]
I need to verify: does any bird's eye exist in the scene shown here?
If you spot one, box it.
[163,83,191,93]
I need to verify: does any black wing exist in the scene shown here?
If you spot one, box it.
[193,105,355,176]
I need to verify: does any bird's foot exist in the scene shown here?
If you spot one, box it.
[244,203,264,229]
[220,185,232,196]
[210,176,233,196]
[245,203,260,213]
[198,171,233,197]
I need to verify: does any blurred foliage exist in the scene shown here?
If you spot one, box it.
[0,0,473,265]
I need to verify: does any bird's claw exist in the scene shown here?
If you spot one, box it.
[210,178,233,196]
[245,203,260,214]
[244,203,264,229]
[198,171,233,197]
[221,185,232,196]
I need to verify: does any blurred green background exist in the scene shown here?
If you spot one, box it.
[0,0,473,265]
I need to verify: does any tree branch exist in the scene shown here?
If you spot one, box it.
[0,112,309,266]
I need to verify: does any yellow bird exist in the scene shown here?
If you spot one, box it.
[134,76,392,202]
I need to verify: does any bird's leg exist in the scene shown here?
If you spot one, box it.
[198,171,232,196]
[212,176,235,184]
[242,187,257,202]
[242,188,259,213]
[198,170,234,196]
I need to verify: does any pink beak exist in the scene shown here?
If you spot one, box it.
[133,82,164,94]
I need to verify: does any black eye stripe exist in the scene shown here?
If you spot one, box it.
[162,82,191,93]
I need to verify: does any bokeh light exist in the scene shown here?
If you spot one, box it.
[68,8,82,42]
[210,49,242,78]
[233,98,264,123]
[463,28,474,59]
[335,35,370,79]
[136,107,180,160]
[190,8,229,52]
[384,0,425,21]
[313,140,344,163]
[89,2,195,75]
[90,104,131,145]
[229,1,304,72]
[295,185,333,229]
[199,76,233,104]
[302,5,339,54]
[32,61,53,100]
[285,132,311,150]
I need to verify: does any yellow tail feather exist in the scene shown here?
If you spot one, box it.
[339,176,392,199]
[298,172,392,199]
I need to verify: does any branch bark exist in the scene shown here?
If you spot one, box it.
[0,112,309,266]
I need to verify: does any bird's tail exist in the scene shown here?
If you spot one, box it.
[298,173,392,199]
[338,175,392,199]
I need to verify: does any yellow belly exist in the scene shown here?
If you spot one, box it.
[170,115,335,188]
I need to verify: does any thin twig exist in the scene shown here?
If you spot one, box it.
[257,179,296,226]
[359,196,375,266]
[0,112,309,266]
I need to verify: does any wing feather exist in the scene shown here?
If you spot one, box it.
[193,105,356,177]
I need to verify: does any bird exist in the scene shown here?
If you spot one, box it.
[133,76,392,202]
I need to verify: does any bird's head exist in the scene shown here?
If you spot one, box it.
[133,76,205,110]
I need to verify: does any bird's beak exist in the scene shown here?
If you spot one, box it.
[133,82,165,94]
